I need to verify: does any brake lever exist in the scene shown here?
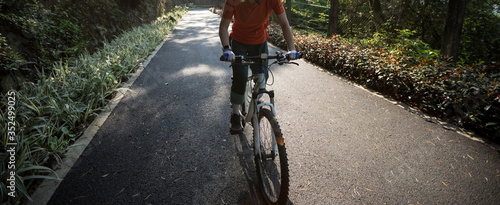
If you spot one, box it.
[277,59,288,65]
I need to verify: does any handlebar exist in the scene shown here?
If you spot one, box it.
[220,51,303,66]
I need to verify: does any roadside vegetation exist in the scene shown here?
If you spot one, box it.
[268,24,500,142]
[264,0,500,142]
[1,0,499,203]
[0,2,189,203]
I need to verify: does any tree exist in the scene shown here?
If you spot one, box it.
[368,0,385,32]
[286,0,292,21]
[328,0,339,37]
[441,0,467,63]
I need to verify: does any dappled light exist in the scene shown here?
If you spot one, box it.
[4,4,499,205]
[178,64,226,77]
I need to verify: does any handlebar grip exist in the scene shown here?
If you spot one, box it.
[285,51,304,60]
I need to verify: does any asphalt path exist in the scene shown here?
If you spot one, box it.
[48,9,499,204]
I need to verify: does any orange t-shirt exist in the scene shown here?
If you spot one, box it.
[222,0,285,45]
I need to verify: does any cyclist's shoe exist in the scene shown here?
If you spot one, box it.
[230,113,243,134]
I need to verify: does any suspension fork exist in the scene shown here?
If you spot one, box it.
[252,86,279,159]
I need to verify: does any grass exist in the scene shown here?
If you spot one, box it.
[0,5,189,204]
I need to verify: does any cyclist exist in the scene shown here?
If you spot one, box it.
[219,0,299,134]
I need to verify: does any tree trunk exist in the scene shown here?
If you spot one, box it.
[328,0,340,37]
[216,0,224,9]
[369,0,384,32]
[286,0,292,22]
[441,0,467,63]
[396,0,410,27]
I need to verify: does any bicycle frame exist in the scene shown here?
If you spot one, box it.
[240,54,279,159]
[222,50,299,203]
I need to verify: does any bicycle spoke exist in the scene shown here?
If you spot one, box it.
[255,108,289,204]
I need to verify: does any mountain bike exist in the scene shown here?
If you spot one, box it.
[221,51,301,204]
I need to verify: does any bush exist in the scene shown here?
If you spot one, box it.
[268,23,500,141]
[0,0,179,88]
[0,0,87,68]
[0,33,23,72]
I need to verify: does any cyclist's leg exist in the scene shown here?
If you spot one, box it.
[248,40,269,82]
[229,38,249,106]
[229,38,249,133]
[247,41,268,102]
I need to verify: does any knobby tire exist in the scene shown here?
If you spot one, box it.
[254,108,289,205]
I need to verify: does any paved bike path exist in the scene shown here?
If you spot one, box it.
[47,9,261,205]
[47,9,499,204]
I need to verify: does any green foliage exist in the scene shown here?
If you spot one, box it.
[286,0,500,67]
[460,0,500,64]
[0,0,185,82]
[1,107,61,201]
[0,33,23,71]
[362,29,440,63]
[0,6,188,204]
[31,4,87,65]
[268,23,500,141]
[69,0,181,52]
[0,0,87,68]
[290,1,330,32]
[68,0,128,51]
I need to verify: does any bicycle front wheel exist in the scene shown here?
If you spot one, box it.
[254,108,289,204]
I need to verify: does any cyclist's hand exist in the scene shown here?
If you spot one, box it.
[223,47,235,62]
[287,50,300,60]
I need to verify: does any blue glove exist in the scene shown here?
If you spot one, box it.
[287,49,300,60]
[223,46,235,62]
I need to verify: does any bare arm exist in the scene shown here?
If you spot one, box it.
[219,17,231,48]
[276,12,296,51]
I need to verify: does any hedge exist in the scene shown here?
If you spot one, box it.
[267,23,500,141]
